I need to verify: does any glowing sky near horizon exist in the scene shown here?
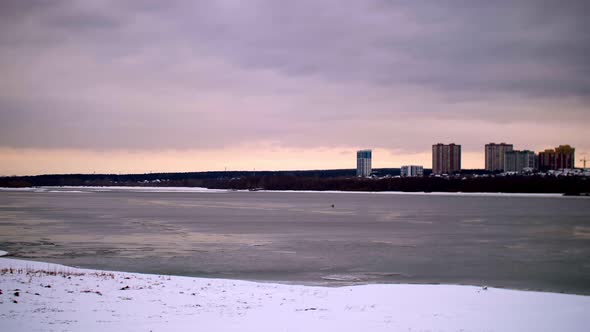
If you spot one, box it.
[1,1,589,175]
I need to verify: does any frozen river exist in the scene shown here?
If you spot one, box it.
[1,187,589,294]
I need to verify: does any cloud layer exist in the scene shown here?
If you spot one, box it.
[0,0,589,172]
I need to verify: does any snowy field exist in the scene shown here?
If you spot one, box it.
[1,257,589,331]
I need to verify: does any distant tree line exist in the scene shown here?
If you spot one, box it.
[2,167,495,188]
[0,168,398,187]
[1,169,589,194]
[204,175,589,194]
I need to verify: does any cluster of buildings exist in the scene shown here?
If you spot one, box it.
[356,143,579,177]
[484,143,576,173]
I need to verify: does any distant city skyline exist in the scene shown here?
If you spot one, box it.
[1,1,588,175]
[0,142,583,176]
[0,146,453,175]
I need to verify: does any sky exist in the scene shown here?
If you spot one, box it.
[1,0,589,175]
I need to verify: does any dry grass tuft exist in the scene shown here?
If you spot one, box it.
[1,267,115,279]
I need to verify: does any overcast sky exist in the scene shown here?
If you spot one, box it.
[1,0,589,174]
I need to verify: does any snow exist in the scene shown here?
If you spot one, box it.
[0,251,7,257]
[1,258,588,331]
[0,186,577,198]
[0,186,226,193]
[255,189,569,198]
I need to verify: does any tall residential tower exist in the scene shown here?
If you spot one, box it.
[504,150,537,173]
[555,145,575,169]
[432,143,461,174]
[485,143,513,172]
[356,149,372,177]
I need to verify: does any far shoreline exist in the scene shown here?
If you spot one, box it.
[2,171,589,195]
[0,185,582,198]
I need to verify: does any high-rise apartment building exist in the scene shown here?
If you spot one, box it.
[538,145,575,170]
[504,150,536,173]
[400,165,424,177]
[485,143,513,172]
[432,143,461,174]
[555,145,575,169]
[356,149,372,177]
[538,149,556,171]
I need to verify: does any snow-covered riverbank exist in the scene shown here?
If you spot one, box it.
[0,185,573,198]
[1,258,588,331]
